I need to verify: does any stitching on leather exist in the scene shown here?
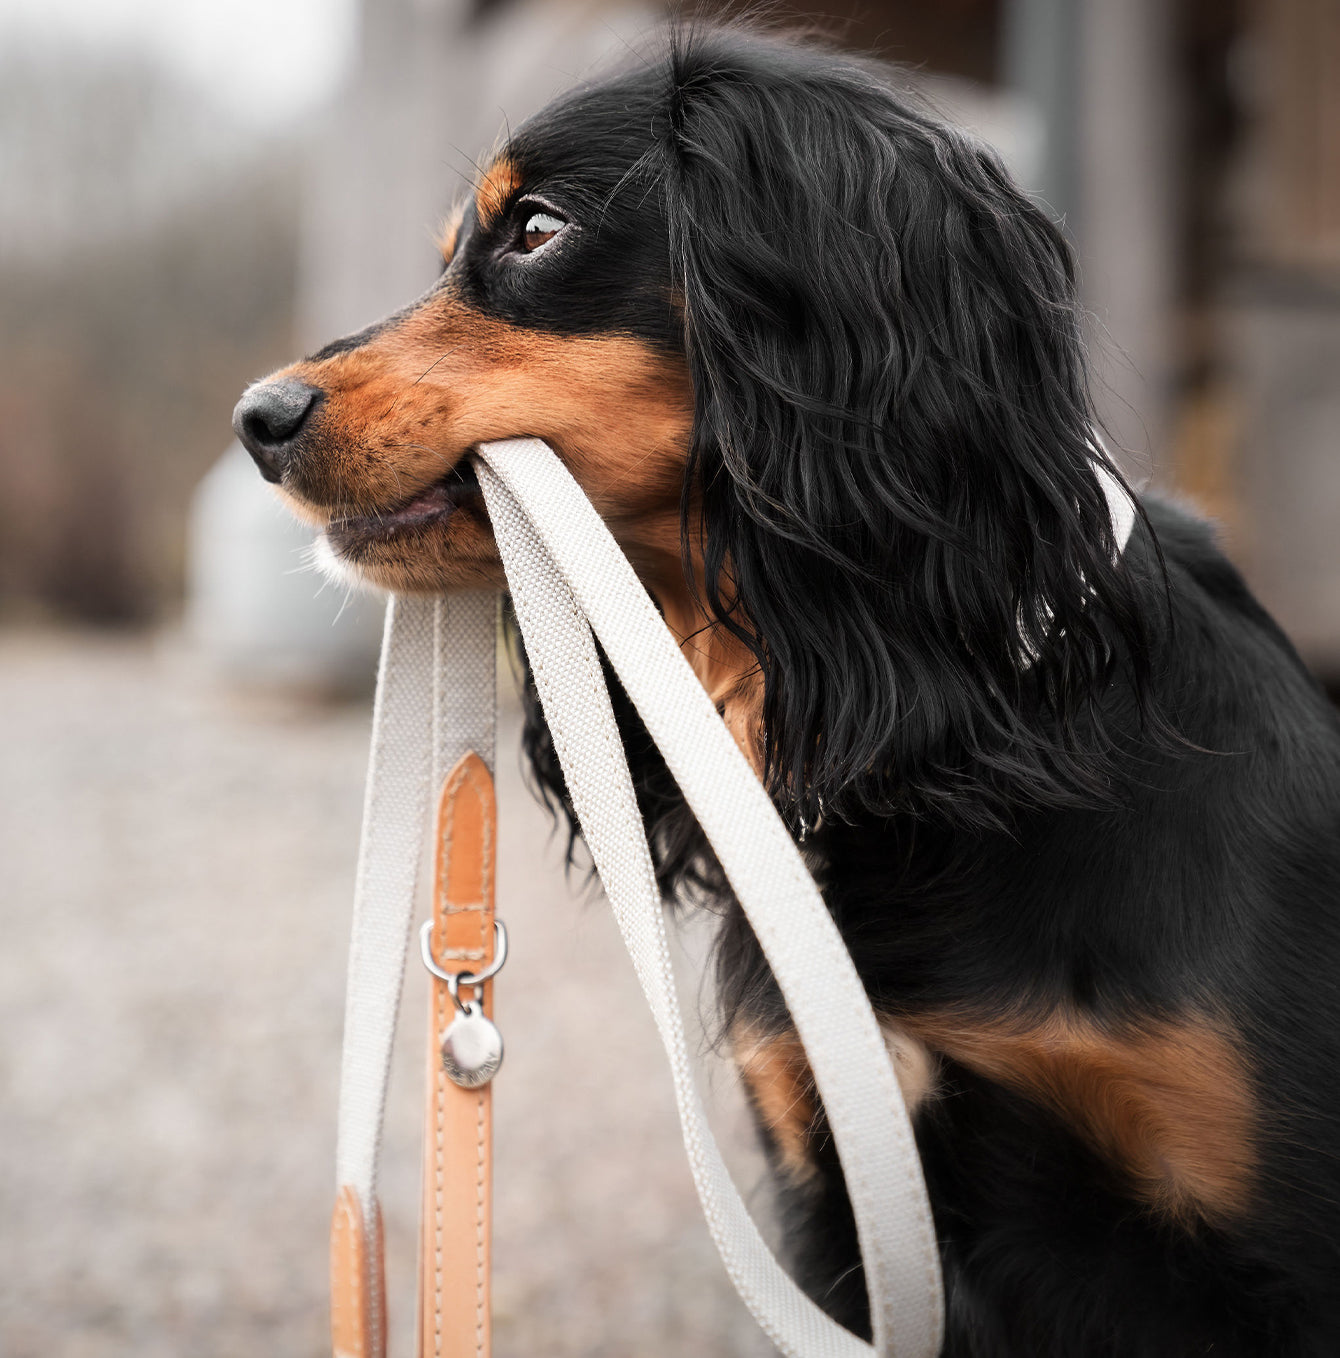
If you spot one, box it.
[431,757,494,1358]
[332,1195,350,1352]
[433,952,447,1353]
[474,1090,487,1357]
[368,1204,382,1358]
[474,767,492,1357]
[333,1189,372,1358]
[432,774,458,1356]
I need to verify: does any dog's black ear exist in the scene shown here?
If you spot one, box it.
[661,33,1152,830]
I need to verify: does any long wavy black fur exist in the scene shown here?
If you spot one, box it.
[512,23,1164,868]
[653,28,1156,833]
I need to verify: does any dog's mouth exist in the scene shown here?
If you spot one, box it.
[325,458,484,551]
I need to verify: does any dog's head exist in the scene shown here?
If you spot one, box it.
[234,28,1151,829]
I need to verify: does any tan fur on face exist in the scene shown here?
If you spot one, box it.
[475,155,522,230]
[261,171,765,750]
[261,259,777,728]
[267,287,693,594]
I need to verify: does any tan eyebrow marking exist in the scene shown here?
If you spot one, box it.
[475,155,523,230]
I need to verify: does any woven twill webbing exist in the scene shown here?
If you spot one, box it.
[335,593,496,1355]
[476,439,944,1357]
[334,438,957,1358]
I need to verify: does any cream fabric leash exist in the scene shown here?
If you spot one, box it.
[475,439,942,1358]
[331,592,496,1358]
[328,434,1136,1358]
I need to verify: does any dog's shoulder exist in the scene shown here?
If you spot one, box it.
[1140,494,1339,734]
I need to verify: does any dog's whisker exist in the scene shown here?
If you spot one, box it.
[412,347,461,385]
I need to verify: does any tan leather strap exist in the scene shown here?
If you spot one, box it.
[331,1185,386,1358]
[418,752,497,1358]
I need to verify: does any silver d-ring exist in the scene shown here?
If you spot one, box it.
[419,918,508,1010]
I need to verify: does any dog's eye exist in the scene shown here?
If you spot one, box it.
[521,210,565,253]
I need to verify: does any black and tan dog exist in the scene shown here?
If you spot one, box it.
[234,28,1340,1356]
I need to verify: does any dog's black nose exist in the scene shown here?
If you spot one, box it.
[232,379,322,482]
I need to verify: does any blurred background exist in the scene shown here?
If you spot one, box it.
[1,0,1337,1355]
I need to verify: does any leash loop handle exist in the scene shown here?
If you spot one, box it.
[476,437,944,1358]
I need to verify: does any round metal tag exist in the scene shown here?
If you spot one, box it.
[440,1003,503,1088]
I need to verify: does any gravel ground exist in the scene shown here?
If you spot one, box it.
[0,627,778,1358]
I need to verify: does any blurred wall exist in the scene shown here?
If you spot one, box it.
[0,45,301,622]
[297,0,659,351]
[1222,0,1340,673]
